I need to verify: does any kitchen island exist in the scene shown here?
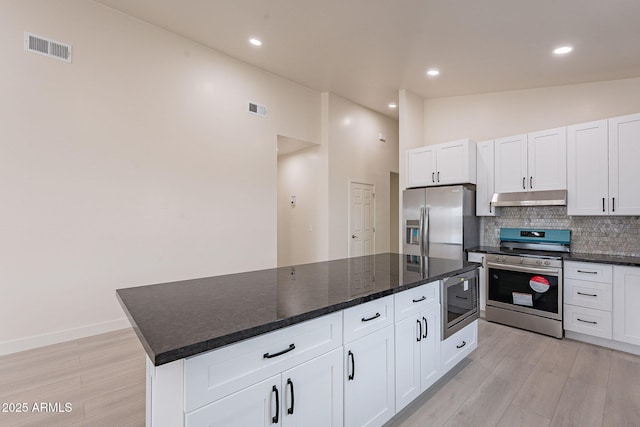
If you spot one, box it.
[117,253,480,427]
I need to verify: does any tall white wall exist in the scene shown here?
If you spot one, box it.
[0,0,320,353]
[423,77,640,145]
[327,94,399,260]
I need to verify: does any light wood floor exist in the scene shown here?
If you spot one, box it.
[1,320,639,426]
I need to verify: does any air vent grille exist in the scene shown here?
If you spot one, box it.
[248,101,267,117]
[24,32,72,63]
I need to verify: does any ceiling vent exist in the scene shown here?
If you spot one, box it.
[248,101,267,117]
[24,32,72,63]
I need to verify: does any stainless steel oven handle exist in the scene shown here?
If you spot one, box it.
[487,262,560,276]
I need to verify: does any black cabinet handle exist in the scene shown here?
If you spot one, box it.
[577,270,598,275]
[530,176,533,189]
[577,318,598,325]
[577,291,598,297]
[286,378,295,415]
[422,316,428,339]
[523,177,526,190]
[361,312,381,322]
[455,295,468,300]
[264,343,295,359]
[456,341,467,349]
[603,197,605,212]
[437,171,440,182]
[412,296,426,303]
[489,202,492,213]
[432,172,435,183]
[613,197,616,212]
[272,385,279,423]
[347,351,355,380]
[417,319,422,342]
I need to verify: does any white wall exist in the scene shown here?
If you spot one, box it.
[422,77,640,145]
[0,0,320,353]
[327,94,399,259]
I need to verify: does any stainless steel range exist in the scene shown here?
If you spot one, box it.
[485,228,570,338]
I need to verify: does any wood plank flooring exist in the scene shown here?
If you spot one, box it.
[1,320,639,426]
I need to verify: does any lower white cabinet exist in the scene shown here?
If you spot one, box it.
[344,325,395,427]
[394,305,440,411]
[441,320,478,373]
[613,266,640,346]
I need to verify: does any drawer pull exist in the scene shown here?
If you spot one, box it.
[456,341,467,349]
[347,351,355,380]
[271,385,279,423]
[577,318,598,325]
[577,291,598,297]
[422,316,428,339]
[455,295,468,300]
[577,270,598,275]
[412,296,426,303]
[361,312,381,322]
[264,343,295,359]
[286,378,295,415]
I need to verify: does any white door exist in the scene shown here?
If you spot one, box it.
[476,140,495,216]
[527,127,567,191]
[394,314,422,411]
[344,325,395,427]
[613,266,640,346]
[567,120,609,215]
[609,113,640,215]
[435,140,467,185]
[282,348,343,427]
[494,134,528,193]
[406,146,437,187]
[350,182,375,258]
[419,305,441,392]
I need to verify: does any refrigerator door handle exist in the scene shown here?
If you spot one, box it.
[422,207,430,256]
[418,207,425,256]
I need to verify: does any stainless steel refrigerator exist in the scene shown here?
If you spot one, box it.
[403,184,479,260]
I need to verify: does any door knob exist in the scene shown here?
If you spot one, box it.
[352,235,357,239]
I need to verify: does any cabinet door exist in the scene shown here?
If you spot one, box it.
[494,134,527,193]
[282,348,343,427]
[476,140,495,216]
[567,120,609,215]
[613,266,640,346]
[407,146,437,188]
[419,305,441,392]
[186,375,281,427]
[436,139,475,185]
[345,325,395,427]
[609,113,640,215]
[527,127,567,191]
[394,314,422,412]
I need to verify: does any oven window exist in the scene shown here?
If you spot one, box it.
[488,268,558,314]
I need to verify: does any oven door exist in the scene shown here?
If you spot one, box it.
[487,262,562,320]
[442,269,479,339]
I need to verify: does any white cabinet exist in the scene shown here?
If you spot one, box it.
[476,140,497,216]
[394,282,441,412]
[467,252,486,314]
[406,139,476,188]
[613,266,640,346]
[441,320,478,373]
[343,296,395,427]
[495,127,566,194]
[568,113,640,216]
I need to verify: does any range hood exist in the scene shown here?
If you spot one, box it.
[490,189,567,207]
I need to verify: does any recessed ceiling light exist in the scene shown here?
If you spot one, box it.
[426,69,440,77]
[388,103,397,109]
[553,46,573,55]
[249,38,262,47]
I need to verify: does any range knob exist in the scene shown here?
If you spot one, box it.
[544,261,551,266]
[535,260,542,265]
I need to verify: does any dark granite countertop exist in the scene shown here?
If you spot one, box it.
[117,253,479,366]
[467,246,640,267]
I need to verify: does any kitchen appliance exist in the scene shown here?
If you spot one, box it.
[442,269,479,339]
[485,228,570,338]
[403,184,479,261]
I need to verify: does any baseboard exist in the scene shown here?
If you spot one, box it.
[0,317,132,356]
[564,330,640,356]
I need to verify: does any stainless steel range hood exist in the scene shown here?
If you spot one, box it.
[490,189,567,207]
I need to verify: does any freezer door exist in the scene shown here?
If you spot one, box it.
[426,186,464,260]
[402,188,426,256]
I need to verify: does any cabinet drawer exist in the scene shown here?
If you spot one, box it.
[185,312,342,412]
[564,261,612,283]
[564,304,612,339]
[441,320,477,373]
[343,295,394,343]
[564,278,612,311]
[394,281,439,320]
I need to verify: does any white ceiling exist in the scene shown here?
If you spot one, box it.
[95,0,640,119]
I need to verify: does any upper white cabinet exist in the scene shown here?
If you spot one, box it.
[476,140,497,216]
[406,139,476,188]
[568,113,640,216]
[494,127,567,193]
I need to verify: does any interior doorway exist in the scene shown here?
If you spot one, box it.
[349,181,375,257]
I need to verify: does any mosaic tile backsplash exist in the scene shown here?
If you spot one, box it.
[481,206,640,257]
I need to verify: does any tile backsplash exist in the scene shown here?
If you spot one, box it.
[481,206,640,257]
